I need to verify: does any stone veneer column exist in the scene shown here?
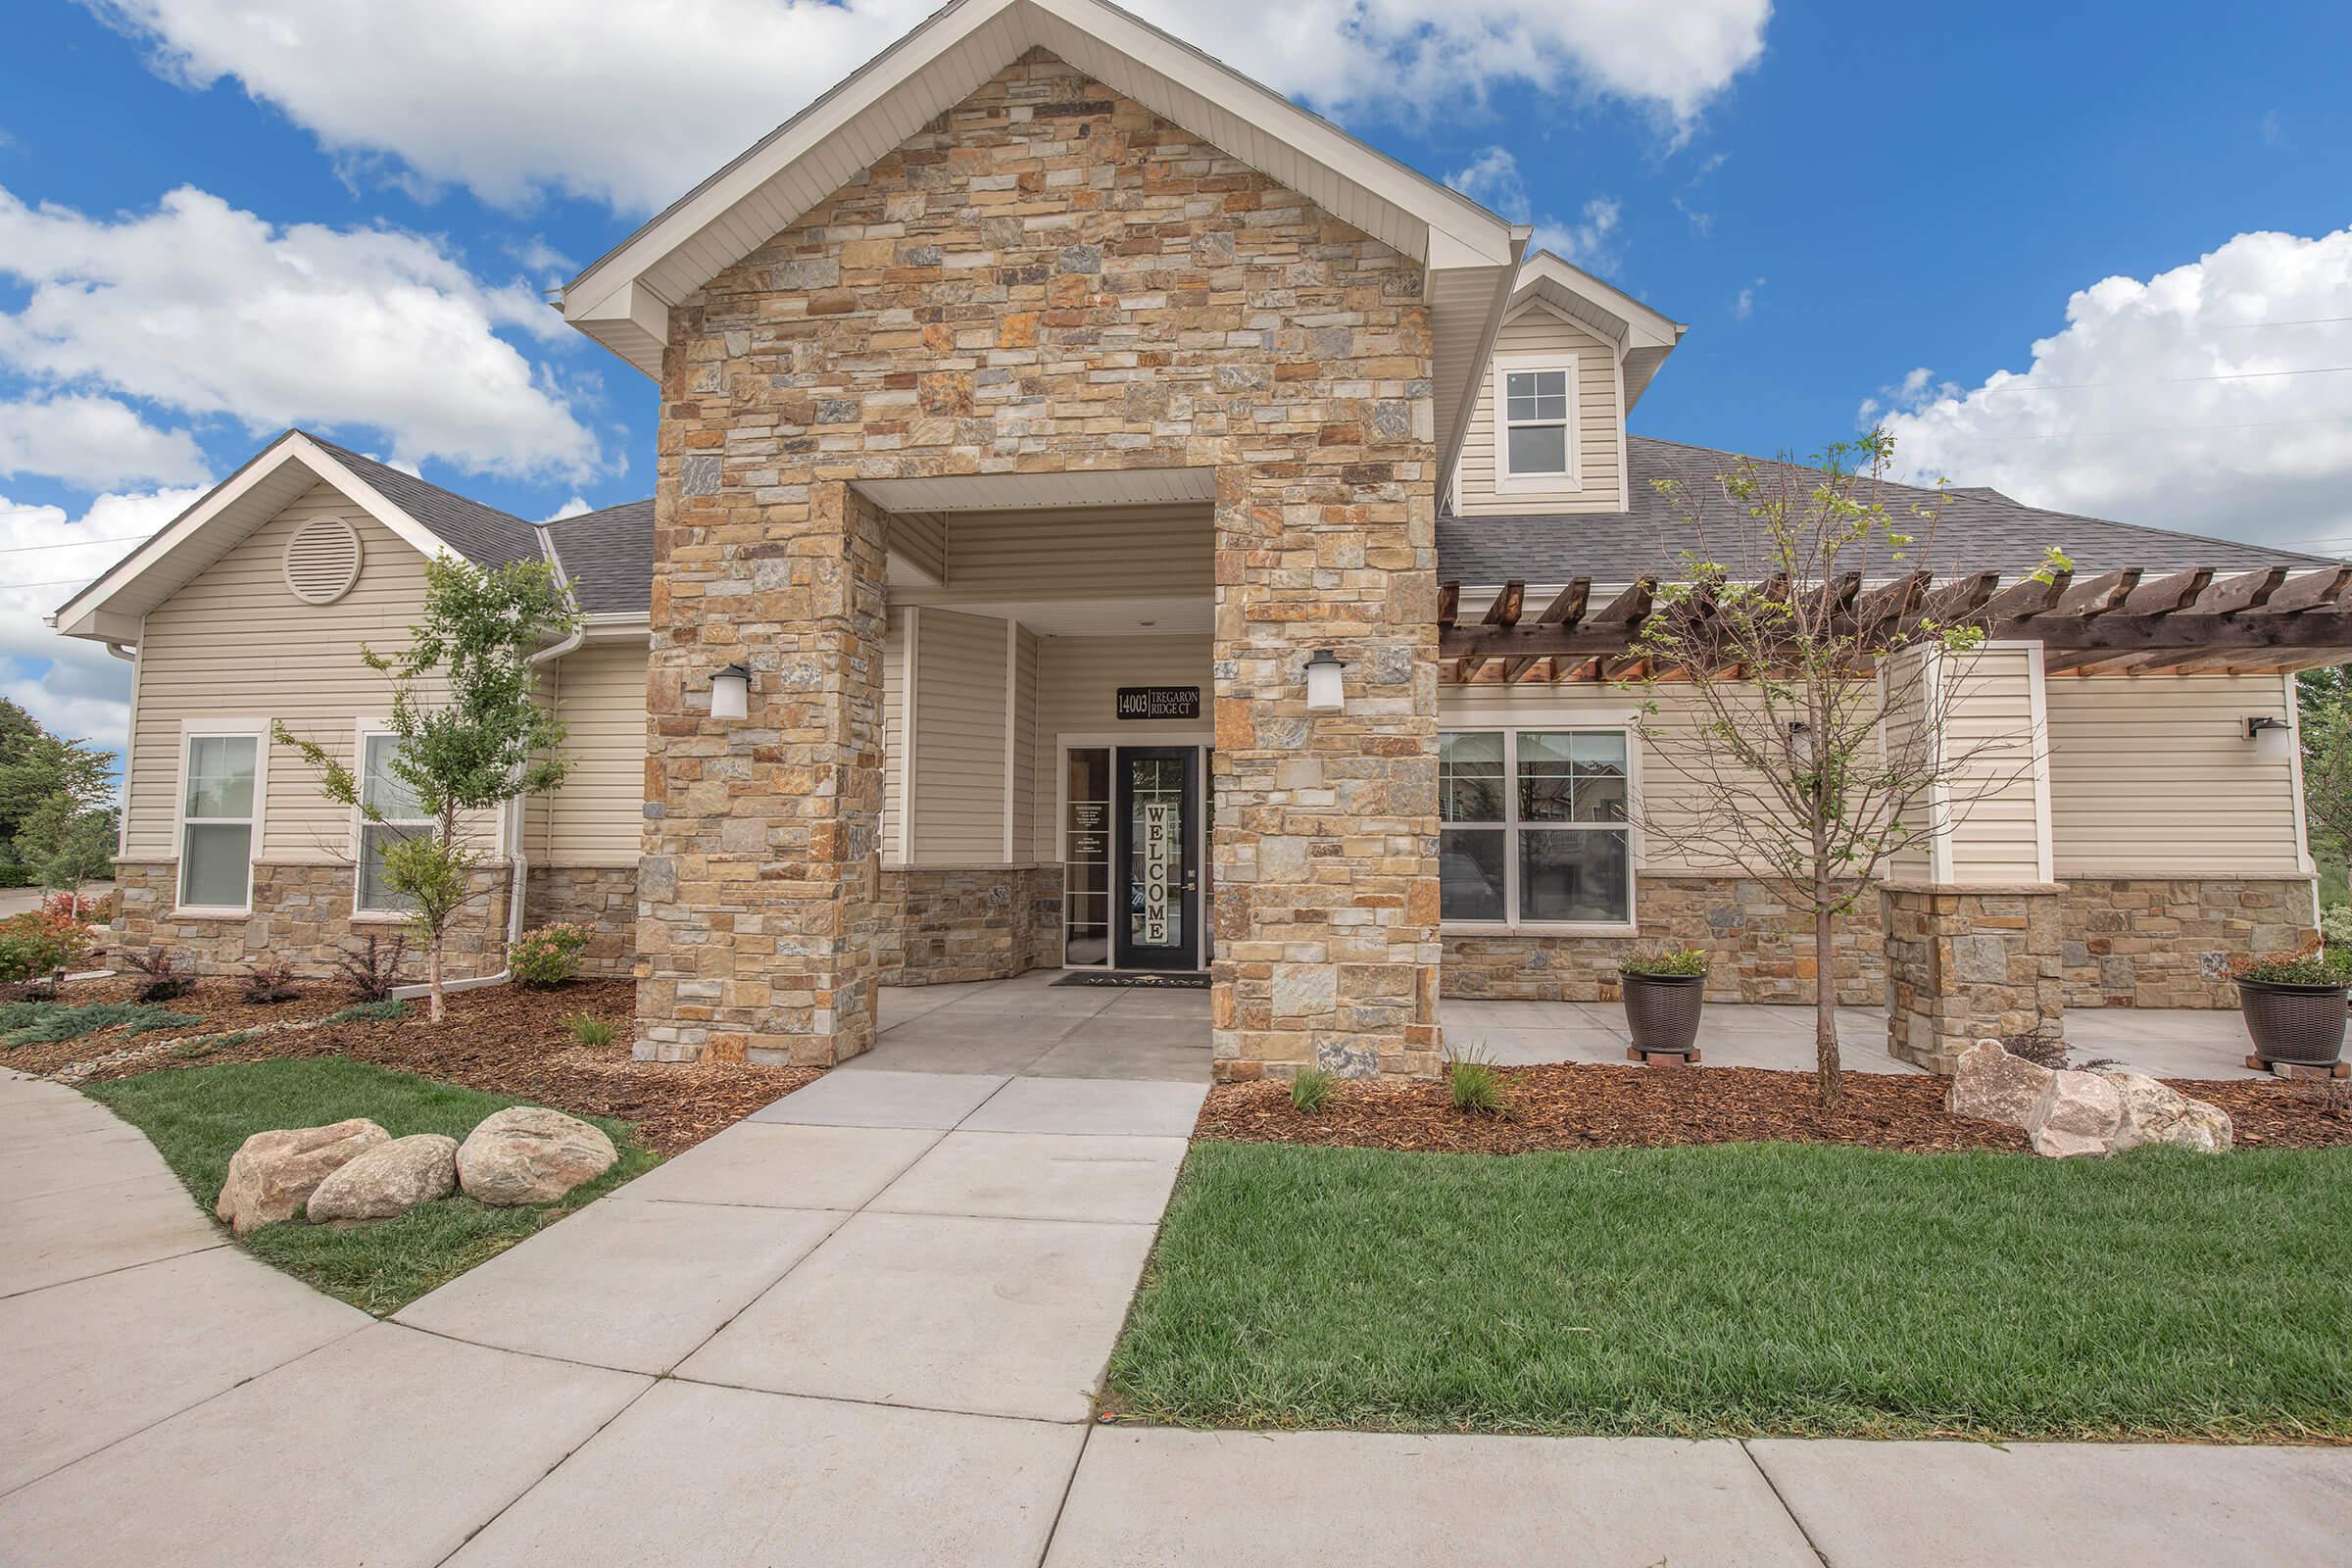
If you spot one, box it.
[634,474,885,1066]
[1882,883,2065,1071]
[1211,462,1443,1083]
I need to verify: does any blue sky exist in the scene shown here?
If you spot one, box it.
[4,0,2350,765]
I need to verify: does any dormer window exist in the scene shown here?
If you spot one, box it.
[1495,356,1579,490]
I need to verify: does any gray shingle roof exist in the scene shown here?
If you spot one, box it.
[539,499,655,614]
[306,434,545,571]
[1437,435,2340,586]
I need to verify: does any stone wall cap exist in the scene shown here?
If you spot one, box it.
[1880,879,2065,896]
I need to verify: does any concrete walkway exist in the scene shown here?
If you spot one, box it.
[6,1059,2346,1566]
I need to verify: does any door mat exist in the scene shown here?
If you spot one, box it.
[1052,970,1210,990]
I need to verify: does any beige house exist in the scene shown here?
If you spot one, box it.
[49,0,2342,1079]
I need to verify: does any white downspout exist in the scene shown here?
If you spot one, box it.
[390,536,583,1002]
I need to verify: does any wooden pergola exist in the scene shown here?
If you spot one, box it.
[1436,565,2352,683]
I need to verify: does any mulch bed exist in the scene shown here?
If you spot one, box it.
[1198,1063,2352,1156]
[0,976,375,1078]
[73,980,819,1154]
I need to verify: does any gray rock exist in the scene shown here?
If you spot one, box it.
[2105,1072,2233,1153]
[2026,1071,2124,1158]
[457,1107,618,1206]
[306,1134,459,1223]
[1945,1040,2055,1130]
[216,1119,390,1234]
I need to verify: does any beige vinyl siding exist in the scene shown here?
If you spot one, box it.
[909,608,1008,861]
[2046,672,2305,877]
[1450,305,1623,515]
[1030,635,1213,860]
[1939,644,2045,884]
[889,504,1211,605]
[882,609,907,856]
[542,638,647,865]
[1010,623,1040,859]
[127,484,444,866]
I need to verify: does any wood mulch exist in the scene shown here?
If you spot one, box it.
[0,976,374,1078]
[1198,1063,2352,1156]
[72,980,819,1155]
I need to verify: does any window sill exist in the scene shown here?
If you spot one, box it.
[350,910,415,925]
[1443,920,1641,939]
[169,906,253,921]
[1493,473,1584,494]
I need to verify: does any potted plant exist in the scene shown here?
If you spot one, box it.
[1618,947,1710,1062]
[2231,941,2351,1072]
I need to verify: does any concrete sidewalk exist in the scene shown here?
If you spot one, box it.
[4,1063,2344,1566]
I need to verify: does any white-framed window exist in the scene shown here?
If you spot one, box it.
[354,726,434,913]
[1494,356,1577,489]
[1440,728,1634,927]
[175,720,268,914]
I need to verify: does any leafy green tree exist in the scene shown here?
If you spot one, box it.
[0,725,113,848]
[1630,431,2066,1109]
[277,556,579,1021]
[14,795,117,911]
[2297,680,2352,896]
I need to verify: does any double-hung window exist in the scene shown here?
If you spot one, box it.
[1496,360,1574,487]
[356,729,433,913]
[177,723,266,913]
[1440,729,1633,926]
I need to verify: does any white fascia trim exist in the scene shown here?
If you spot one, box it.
[563,0,1521,351]
[1514,250,1686,352]
[2285,669,2318,878]
[53,431,452,641]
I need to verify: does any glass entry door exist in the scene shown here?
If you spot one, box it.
[1114,747,1200,970]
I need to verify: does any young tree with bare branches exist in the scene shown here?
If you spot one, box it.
[1627,431,2066,1109]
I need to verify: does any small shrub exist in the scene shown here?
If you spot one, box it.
[324,998,411,1025]
[565,1012,619,1048]
[1445,1046,1508,1115]
[2230,939,2352,988]
[0,909,94,983]
[2323,903,2352,955]
[0,862,33,889]
[121,947,194,1003]
[333,931,408,1002]
[2,1001,204,1049]
[1289,1067,1336,1113]
[241,959,302,1004]
[1619,946,1710,979]
[511,922,590,988]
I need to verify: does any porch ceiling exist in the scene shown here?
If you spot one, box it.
[1436,566,2352,681]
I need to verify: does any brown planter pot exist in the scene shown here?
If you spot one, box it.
[1622,972,1705,1055]
[2236,977,2349,1066]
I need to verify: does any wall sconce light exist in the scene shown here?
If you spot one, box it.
[711,662,751,721]
[1303,649,1346,714]
[2245,713,2291,760]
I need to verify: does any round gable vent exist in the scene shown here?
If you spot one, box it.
[283,516,363,605]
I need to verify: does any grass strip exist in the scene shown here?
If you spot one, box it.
[86,1054,657,1313]
[1106,1139,2352,1443]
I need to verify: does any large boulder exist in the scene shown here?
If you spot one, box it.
[2026,1072,2124,1158]
[456,1106,616,1206]
[2105,1072,2233,1154]
[216,1119,390,1234]
[1946,1040,2055,1129]
[306,1133,459,1223]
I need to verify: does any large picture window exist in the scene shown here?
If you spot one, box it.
[356,730,433,912]
[1440,729,1633,926]
[177,726,264,912]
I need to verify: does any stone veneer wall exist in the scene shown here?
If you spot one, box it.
[522,865,640,980]
[641,49,1441,1077]
[2060,876,2317,1009]
[111,860,512,980]
[1881,884,2065,1073]
[1442,877,1883,1005]
[877,864,1063,986]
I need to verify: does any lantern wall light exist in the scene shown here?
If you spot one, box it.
[1303,648,1346,713]
[711,662,751,720]
[2245,713,2291,760]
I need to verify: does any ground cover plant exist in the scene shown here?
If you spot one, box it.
[84,1054,658,1314]
[1106,1139,2352,1443]
[2,1000,204,1050]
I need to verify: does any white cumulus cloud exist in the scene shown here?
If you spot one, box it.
[0,185,602,482]
[1874,227,2352,551]
[86,0,1771,214]
[0,393,210,489]
[2,486,207,770]
[1446,147,1624,273]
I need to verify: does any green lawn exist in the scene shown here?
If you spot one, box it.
[1106,1140,2352,1443]
[85,1055,658,1314]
